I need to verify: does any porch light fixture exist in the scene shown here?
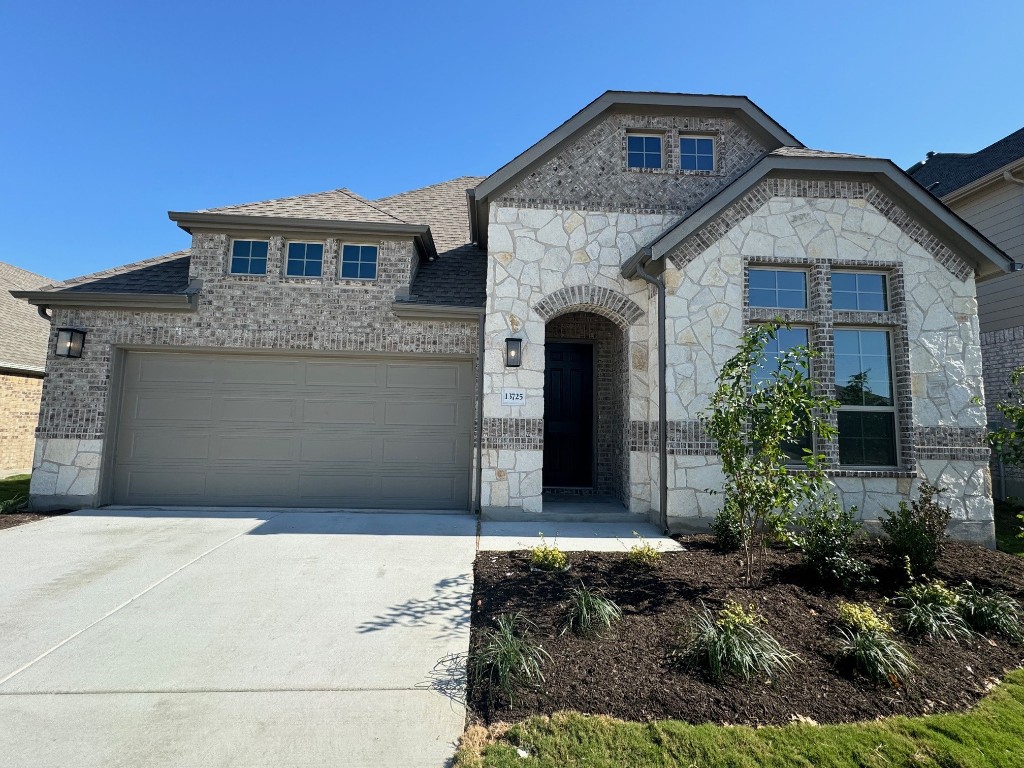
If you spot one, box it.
[55,328,86,359]
[505,337,523,367]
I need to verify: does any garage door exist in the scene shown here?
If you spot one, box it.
[111,351,474,509]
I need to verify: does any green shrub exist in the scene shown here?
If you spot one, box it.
[562,583,622,637]
[836,625,916,687]
[836,601,892,634]
[881,483,951,577]
[473,613,550,705]
[796,493,874,589]
[671,600,798,682]
[711,499,744,552]
[0,494,27,514]
[530,534,568,571]
[892,580,972,642]
[625,531,663,569]
[957,582,1023,642]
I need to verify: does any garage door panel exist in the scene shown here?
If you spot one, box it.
[113,351,472,509]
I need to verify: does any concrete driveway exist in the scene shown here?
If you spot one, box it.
[0,509,477,768]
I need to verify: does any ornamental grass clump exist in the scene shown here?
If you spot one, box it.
[672,600,797,682]
[881,483,951,577]
[892,579,972,642]
[562,583,622,638]
[625,531,663,569]
[795,492,874,590]
[530,534,568,571]
[834,601,915,687]
[473,613,550,706]
[956,581,1023,642]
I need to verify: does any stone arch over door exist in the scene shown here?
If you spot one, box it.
[533,285,645,329]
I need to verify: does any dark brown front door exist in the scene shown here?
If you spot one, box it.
[543,342,594,488]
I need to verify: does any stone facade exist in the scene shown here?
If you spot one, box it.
[0,372,43,473]
[981,325,1024,499]
[31,232,479,509]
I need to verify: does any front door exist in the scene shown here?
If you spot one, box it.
[543,342,594,488]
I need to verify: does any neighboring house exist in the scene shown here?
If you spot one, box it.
[907,129,1024,500]
[13,92,1013,546]
[0,262,51,474]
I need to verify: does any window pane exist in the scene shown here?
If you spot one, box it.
[831,272,888,311]
[833,291,859,310]
[696,138,713,154]
[832,272,857,293]
[776,271,805,291]
[680,138,696,154]
[748,269,776,290]
[696,155,714,171]
[341,261,359,278]
[306,243,324,259]
[305,260,322,277]
[250,258,266,275]
[645,136,661,153]
[680,155,697,170]
[748,288,776,308]
[359,263,377,279]
[838,411,896,466]
[286,260,303,276]
[251,241,268,258]
[627,152,643,168]
[287,242,304,259]
[232,240,251,258]
[361,246,378,264]
[230,257,248,274]
[627,135,644,152]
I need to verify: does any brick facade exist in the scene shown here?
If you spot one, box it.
[0,372,43,472]
[981,325,1024,498]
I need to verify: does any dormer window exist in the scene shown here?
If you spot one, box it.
[229,240,269,275]
[680,136,716,171]
[340,244,378,280]
[626,133,663,169]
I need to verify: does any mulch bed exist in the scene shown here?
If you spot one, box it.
[0,511,69,531]
[468,536,1024,727]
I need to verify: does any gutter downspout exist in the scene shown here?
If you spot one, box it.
[1003,170,1024,187]
[37,305,52,320]
[635,256,669,535]
[474,315,485,515]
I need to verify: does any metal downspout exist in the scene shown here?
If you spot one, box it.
[474,315,485,515]
[635,257,669,535]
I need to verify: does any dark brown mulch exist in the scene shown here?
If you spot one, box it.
[0,511,69,531]
[468,536,1024,727]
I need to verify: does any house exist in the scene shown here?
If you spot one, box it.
[13,92,1013,545]
[0,262,51,475]
[907,129,1024,500]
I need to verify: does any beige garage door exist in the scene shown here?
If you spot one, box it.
[111,351,474,509]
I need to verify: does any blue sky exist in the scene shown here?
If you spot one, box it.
[2,0,1023,281]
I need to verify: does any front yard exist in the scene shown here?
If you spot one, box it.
[0,474,64,531]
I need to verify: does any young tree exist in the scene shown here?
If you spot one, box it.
[704,321,839,584]
[988,365,1024,540]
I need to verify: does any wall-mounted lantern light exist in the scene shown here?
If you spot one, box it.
[505,337,523,368]
[55,328,86,359]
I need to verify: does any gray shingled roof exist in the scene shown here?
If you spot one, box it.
[40,251,192,295]
[200,188,408,224]
[907,127,1024,197]
[0,262,52,372]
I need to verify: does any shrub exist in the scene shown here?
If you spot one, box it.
[881,483,951,577]
[473,613,550,705]
[836,602,892,634]
[625,531,663,569]
[671,600,798,682]
[562,583,622,637]
[836,626,916,687]
[957,582,1023,642]
[530,534,568,571]
[796,492,874,589]
[712,499,744,552]
[892,580,972,642]
[0,494,27,514]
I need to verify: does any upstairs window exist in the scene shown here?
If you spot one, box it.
[747,268,808,309]
[832,272,888,311]
[679,136,715,171]
[286,242,324,278]
[626,133,663,169]
[340,244,378,280]
[230,240,269,275]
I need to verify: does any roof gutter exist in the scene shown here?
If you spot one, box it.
[11,290,197,312]
[390,303,485,321]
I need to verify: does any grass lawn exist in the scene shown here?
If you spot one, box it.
[457,669,1024,768]
[0,474,30,505]
[995,499,1024,558]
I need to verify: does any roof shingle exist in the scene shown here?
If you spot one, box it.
[0,262,52,372]
[199,188,408,224]
[907,127,1024,197]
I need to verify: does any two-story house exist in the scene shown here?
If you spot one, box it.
[14,92,1012,545]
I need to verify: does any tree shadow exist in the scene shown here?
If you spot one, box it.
[416,651,468,707]
[356,572,473,640]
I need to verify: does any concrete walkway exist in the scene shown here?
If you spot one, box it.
[0,509,679,766]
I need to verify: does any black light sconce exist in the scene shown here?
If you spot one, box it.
[55,328,86,359]
[505,337,523,367]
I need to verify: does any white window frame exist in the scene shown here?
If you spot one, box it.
[678,134,717,172]
[339,242,379,281]
[228,238,270,276]
[625,131,664,170]
[831,270,890,312]
[746,266,810,309]
[284,240,325,279]
[833,326,900,469]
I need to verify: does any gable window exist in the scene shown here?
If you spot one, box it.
[679,136,716,171]
[230,240,269,275]
[340,244,378,280]
[626,133,663,169]
[286,242,324,278]
[747,268,808,309]
[832,271,888,311]
[834,329,897,466]
[752,326,812,462]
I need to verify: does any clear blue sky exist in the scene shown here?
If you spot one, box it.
[3,0,1023,281]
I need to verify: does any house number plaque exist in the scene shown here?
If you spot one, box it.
[501,388,526,405]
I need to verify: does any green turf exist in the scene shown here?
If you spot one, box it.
[457,669,1024,768]
[994,499,1024,558]
[0,474,30,506]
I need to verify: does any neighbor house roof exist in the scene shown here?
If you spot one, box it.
[0,262,52,373]
[907,127,1024,198]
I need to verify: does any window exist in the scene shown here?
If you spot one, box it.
[679,136,715,171]
[832,272,888,311]
[230,240,268,275]
[286,242,324,277]
[834,329,897,466]
[747,268,808,309]
[752,326,812,462]
[626,133,662,169]
[340,244,378,280]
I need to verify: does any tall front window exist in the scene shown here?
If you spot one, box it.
[834,329,897,466]
[752,326,812,462]
[229,240,269,275]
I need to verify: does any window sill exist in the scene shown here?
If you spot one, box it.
[828,468,916,479]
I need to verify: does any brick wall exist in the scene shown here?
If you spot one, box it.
[0,372,42,472]
[981,325,1024,498]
